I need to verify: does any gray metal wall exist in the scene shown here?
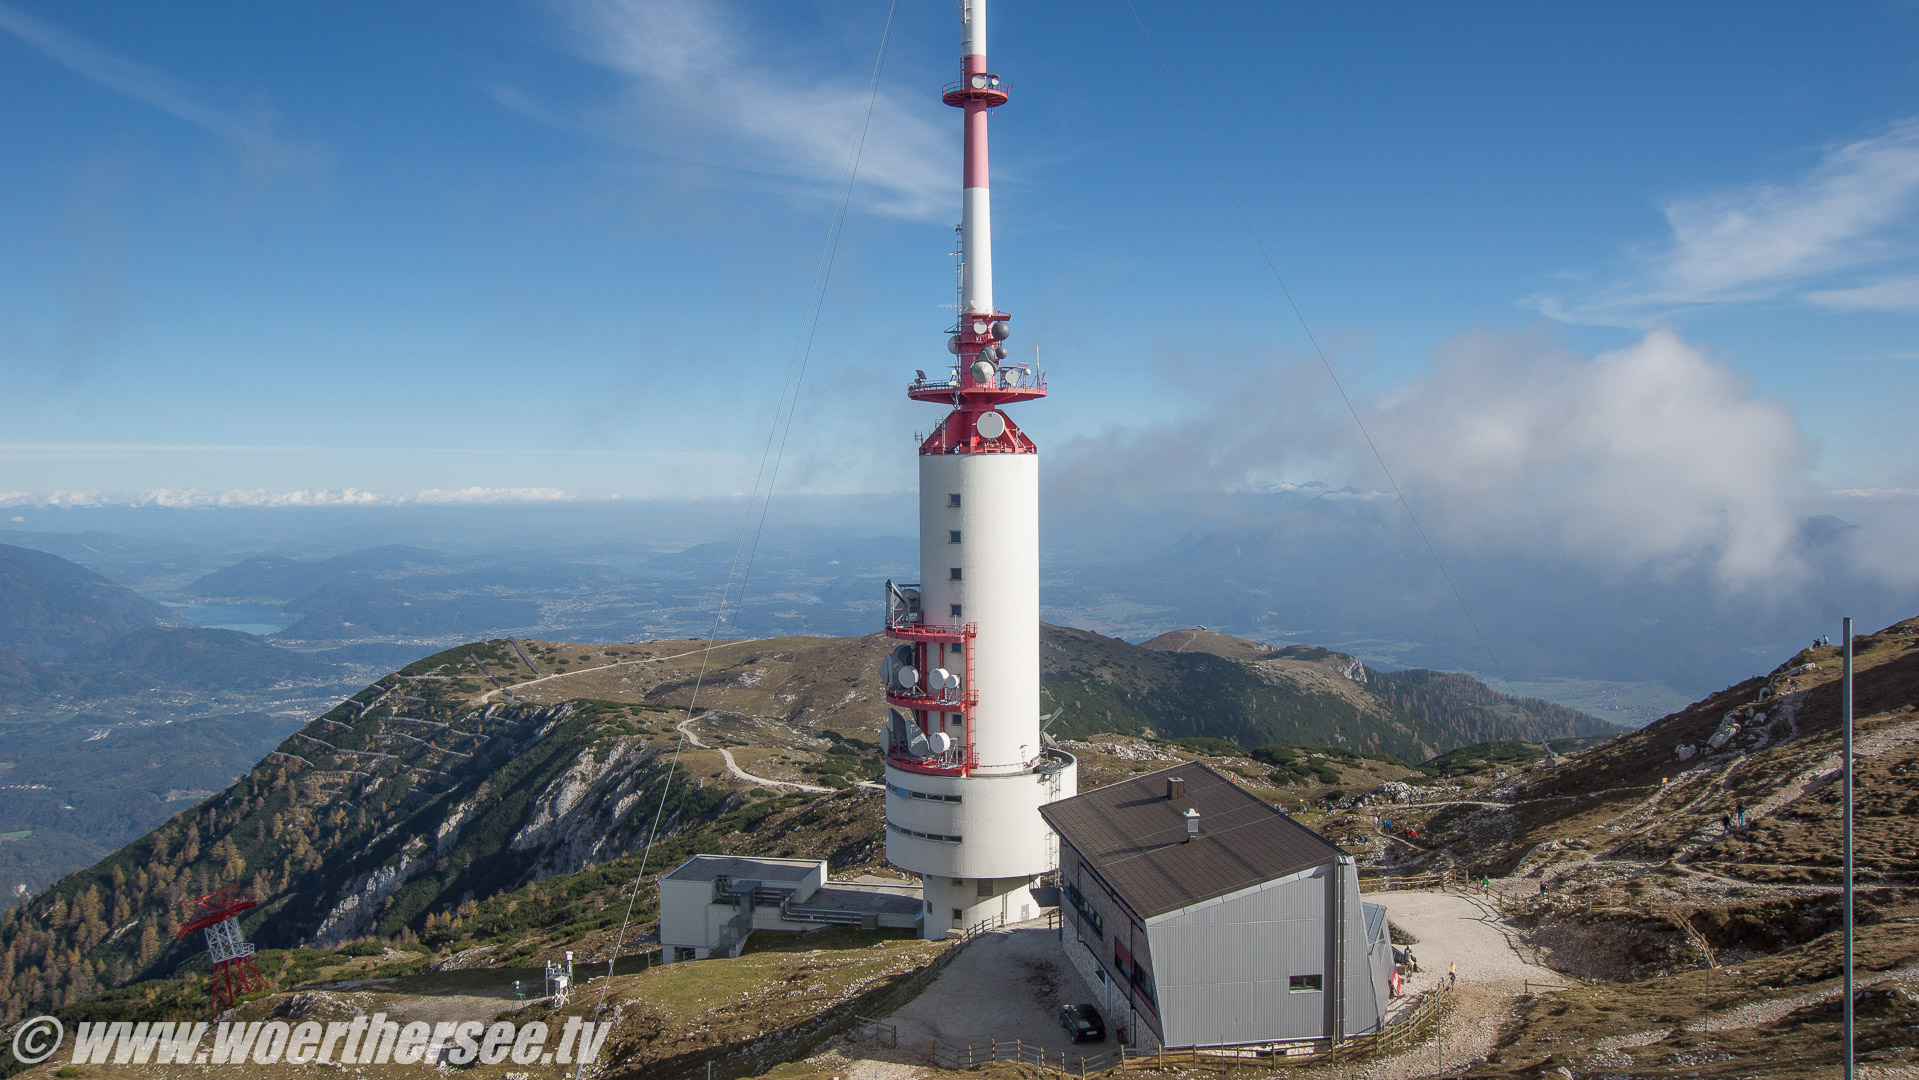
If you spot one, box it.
[1145,860,1387,1047]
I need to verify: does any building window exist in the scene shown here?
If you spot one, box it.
[949,567,962,580]
[950,604,963,618]
[949,530,962,544]
[888,822,961,843]
[887,782,961,804]
[949,493,961,507]
[953,908,964,923]
[925,900,932,913]
[952,878,964,886]
[1289,974,1323,992]
[977,878,994,897]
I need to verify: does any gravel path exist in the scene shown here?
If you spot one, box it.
[678,717,833,792]
[1290,889,1568,1080]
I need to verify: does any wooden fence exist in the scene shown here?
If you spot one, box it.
[1358,868,1456,893]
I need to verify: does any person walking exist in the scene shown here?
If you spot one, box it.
[1448,962,1456,989]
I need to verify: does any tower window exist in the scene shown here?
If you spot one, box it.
[949,530,962,544]
[950,567,962,580]
[950,604,962,618]
[953,908,964,923]
[949,493,962,507]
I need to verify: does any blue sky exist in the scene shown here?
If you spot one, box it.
[2,2,1916,575]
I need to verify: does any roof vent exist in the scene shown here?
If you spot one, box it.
[1182,808,1200,842]
[1167,776,1185,801]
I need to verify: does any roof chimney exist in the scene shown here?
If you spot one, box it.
[1183,807,1200,842]
[1167,776,1185,801]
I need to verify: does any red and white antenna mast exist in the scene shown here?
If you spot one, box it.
[177,884,268,1016]
[882,0,1078,939]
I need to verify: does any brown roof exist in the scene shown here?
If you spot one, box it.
[1040,762,1346,919]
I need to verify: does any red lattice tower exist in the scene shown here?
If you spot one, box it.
[176,884,267,1016]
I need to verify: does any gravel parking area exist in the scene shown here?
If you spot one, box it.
[881,920,1109,1063]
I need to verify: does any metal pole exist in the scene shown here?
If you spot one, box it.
[1843,616,1854,1080]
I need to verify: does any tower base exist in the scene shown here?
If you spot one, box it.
[921,875,1040,938]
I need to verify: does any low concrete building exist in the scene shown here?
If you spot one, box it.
[658,855,922,961]
[1041,763,1392,1051]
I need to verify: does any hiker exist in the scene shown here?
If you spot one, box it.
[1736,801,1747,826]
[1481,875,1491,894]
[1721,813,1732,834]
[1448,962,1456,988]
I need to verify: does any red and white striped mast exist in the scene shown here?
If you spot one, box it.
[881,0,1076,939]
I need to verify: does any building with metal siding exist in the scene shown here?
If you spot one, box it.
[1042,764,1392,1049]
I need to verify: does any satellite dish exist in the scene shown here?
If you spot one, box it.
[970,73,990,90]
[881,654,899,685]
[933,667,956,691]
[892,644,914,667]
[972,319,989,336]
[991,321,1010,340]
[970,359,995,384]
[888,709,911,751]
[976,411,1006,440]
[992,343,1008,360]
[929,731,953,755]
[947,335,962,354]
[895,666,920,690]
[906,728,930,757]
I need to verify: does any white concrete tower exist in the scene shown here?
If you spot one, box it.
[880,0,1077,939]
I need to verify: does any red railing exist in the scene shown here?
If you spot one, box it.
[886,618,977,643]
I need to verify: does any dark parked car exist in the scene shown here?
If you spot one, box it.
[1059,1003,1105,1043]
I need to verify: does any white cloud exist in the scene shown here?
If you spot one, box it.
[549,0,949,219]
[411,487,576,505]
[1052,329,1821,588]
[1366,329,1809,585]
[0,488,580,509]
[0,3,316,178]
[1532,117,1919,324]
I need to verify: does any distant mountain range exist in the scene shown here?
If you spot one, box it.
[0,544,172,662]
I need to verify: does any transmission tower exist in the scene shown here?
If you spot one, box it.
[177,884,267,1016]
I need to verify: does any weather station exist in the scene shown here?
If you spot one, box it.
[881,0,1077,939]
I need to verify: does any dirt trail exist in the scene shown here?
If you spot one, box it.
[479,639,767,703]
[678,717,833,793]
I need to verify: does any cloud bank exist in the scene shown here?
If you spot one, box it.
[1053,328,1863,589]
[0,487,581,509]
[1367,329,1806,585]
